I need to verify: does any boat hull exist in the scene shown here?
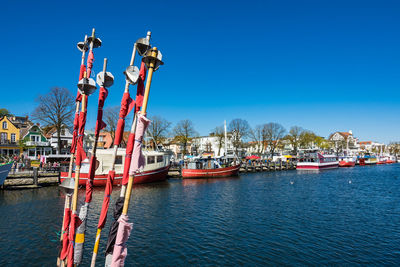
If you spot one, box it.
[297,162,338,170]
[182,164,241,178]
[0,163,13,186]
[60,165,170,186]
[339,161,355,167]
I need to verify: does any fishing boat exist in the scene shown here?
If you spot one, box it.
[363,153,378,165]
[0,162,12,186]
[297,151,338,170]
[386,155,397,164]
[60,149,172,186]
[377,155,387,164]
[181,157,241,178]
[339,155,356,167]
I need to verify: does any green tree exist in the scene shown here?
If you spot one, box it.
[0,108,11,117]
[284,126,305,154]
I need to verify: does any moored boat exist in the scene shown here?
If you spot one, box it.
[386,155,397,164]
[181,156,241,178]
[297,151,338,170]
[363,154,378,165]
[0,162,13,186]
[60,149,172,186]
[339,155,356,167]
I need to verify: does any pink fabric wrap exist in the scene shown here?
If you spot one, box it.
[97,170,115,229]
[60,207,71,260]
[114,93,134,146]
[122,133,135,185]
[129,115,151,175]
[86,50,94,78]
[67,213,82,267]
[111,214,133,267]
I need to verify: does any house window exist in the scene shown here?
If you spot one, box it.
[11,133,16,143]
[2,121,7,129]
[1,132,7,142]
[115,156,123,165]
[147,156,155,164]
[30,135,40,142]
[157,155,163,163]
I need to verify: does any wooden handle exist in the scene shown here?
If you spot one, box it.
[141,47,158,114]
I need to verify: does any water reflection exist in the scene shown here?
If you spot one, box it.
[1,165,400,265]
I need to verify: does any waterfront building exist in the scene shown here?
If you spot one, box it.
[358,141,384,152]
[0,116,24,156]
[20,124,52,160]
[328,130,358,148]
[97,131,113,149]
[44,125,73,155]
[163,138,193,160]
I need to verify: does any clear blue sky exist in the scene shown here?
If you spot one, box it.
[1,0,399,143]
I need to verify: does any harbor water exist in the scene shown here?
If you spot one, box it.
[1,164,400,266]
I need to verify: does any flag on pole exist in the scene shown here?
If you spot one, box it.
[110,114,150,267]
[122,62,147,185]
[74,86,108,265]
[86,86,108,203]
[104,63,147,261]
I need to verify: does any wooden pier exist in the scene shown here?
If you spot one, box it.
[239,161,296,173]
[2,167,60,189]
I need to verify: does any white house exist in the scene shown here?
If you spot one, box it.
[44,126,73,155]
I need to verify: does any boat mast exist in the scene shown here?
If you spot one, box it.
[224,120,228,158]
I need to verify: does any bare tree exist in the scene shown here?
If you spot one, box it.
[213,126,225,156]
[263,122,286,156]
[284,126,305,154]
[32,87,75,154]
[173,119,196,157]
[147,115,171,149]
[104,106,120,145]
[249,124,265,155]
[228,118,250,155]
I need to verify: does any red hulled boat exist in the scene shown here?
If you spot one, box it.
[339,156,356,167]
[182,163,241,178]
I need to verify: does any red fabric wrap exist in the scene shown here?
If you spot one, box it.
[122,133,135,185]
[75,111,87,166]
[70,65,87,153]
[85,156,97,203]
[60,208,71,260]
[135,62,147,112]
[67,213,82,267]
[114,93,134,146]
[70,112,80,154]
[94,87,108,136]
[85,86,109,203]
[97,170,115,229]
[87,50,94,78]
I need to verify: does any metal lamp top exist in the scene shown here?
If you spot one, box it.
[136,37,151,56]
[59,178,75,194]
[77,41,88,52]
[87,36,102,48]
[96,71,114,88]
[142,48,164,70]
[78,77,97,95]
[124,65,140,85]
